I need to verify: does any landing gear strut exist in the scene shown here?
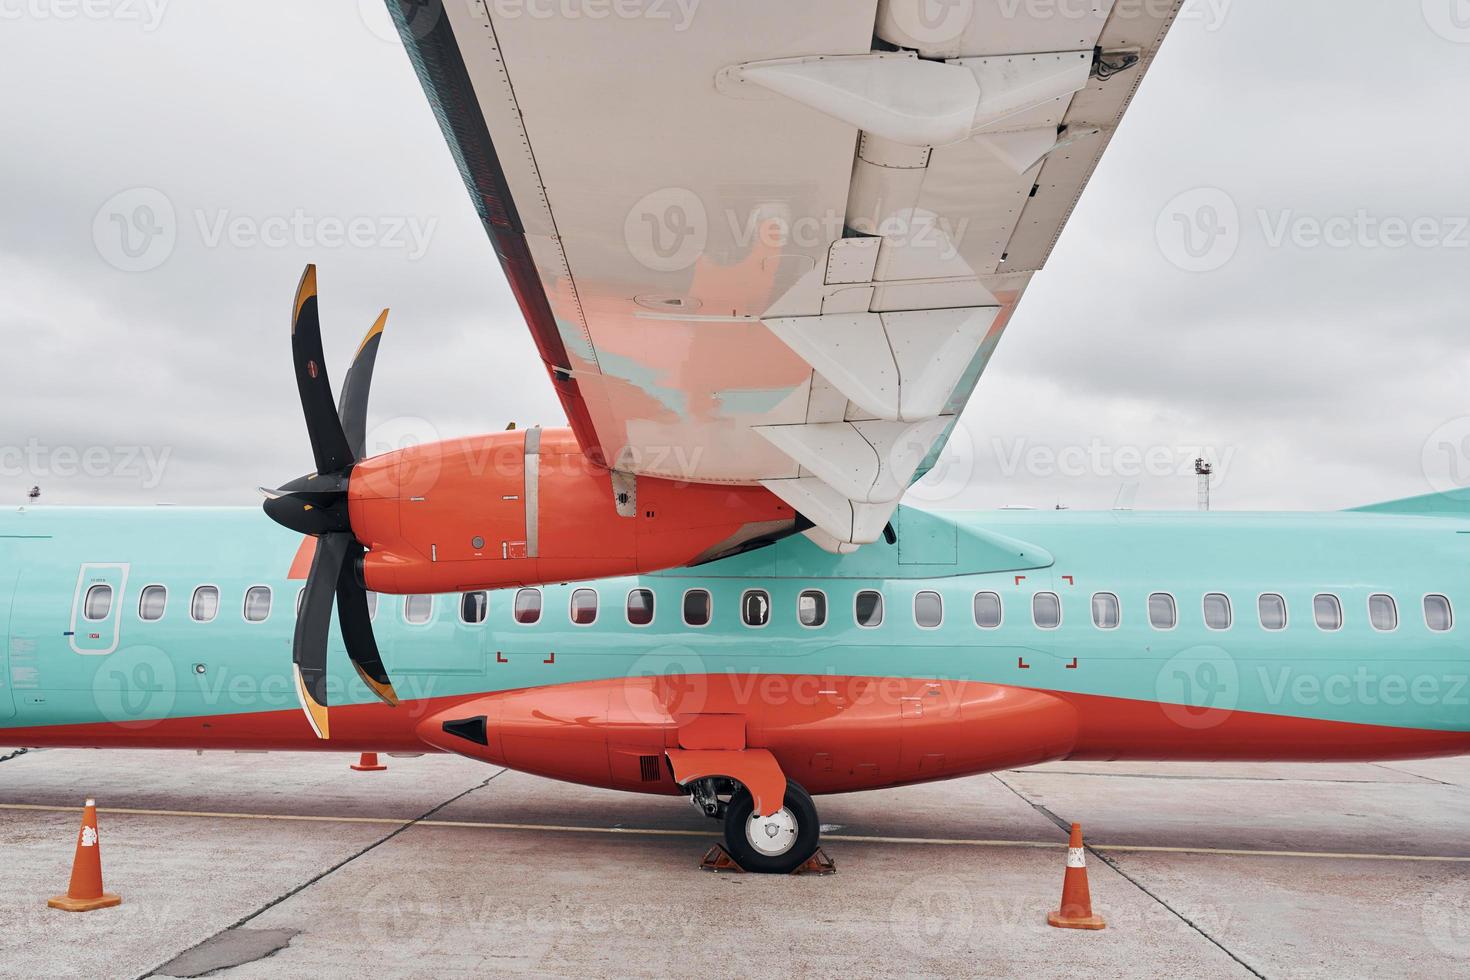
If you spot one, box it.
[721,780,820,874]
[688,776,727,820]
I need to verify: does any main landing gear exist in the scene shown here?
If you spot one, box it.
[689,777,821,874]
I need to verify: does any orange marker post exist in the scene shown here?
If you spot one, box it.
[1047,822,1104,930]
[47,799,121,912]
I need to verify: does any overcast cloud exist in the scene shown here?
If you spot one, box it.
[2,1,1468,513]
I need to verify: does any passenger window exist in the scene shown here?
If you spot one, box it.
[1091,593,1119,629]
[973,592,1002,629]
[855,590,883,628]
[1313,594,1342,631]
[460,591,488,625]
[83,584,113,621]
[1148,593,1176,630]
[1425,594,1453,632]
[243,586,272,623]
[1368,594,1397,632]
[138,585,167,622]
[404,594,433,625]
[1203,593,1232,630]
[798,590,826,628]
[626,588,654,626]
[570,588,598,625]
[742,589,771,627]
[683,589,711,627]
[191,586,220,623]
[1258,594,1287,631]
[1032,592,1061,629]
[514,588,542,624]
[914,591,942,628]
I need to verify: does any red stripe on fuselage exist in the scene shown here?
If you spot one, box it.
[3,678,1467,796]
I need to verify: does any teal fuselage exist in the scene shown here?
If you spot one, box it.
[2,500,1468,760]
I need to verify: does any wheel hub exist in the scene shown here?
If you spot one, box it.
[745,806,798,857]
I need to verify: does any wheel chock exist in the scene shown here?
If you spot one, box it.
[699,842,836,876]
[794,847,836,875]
[699,843,744,873]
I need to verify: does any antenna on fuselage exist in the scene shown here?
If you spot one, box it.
[1195,458,1213,511]
[1112,482,1137,511]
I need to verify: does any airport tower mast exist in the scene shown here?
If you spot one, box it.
[1195,458,1212,511]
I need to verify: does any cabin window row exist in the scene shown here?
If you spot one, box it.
[84,584,276,624]
[111,585,494,627]
[968,590,1454,633]
[99,581,1454,635]
[502,586,893,629]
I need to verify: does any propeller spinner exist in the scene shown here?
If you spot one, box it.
[262,264,398,739]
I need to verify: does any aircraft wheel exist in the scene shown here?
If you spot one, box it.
[722,780,819,874]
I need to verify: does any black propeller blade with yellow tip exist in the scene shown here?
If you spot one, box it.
[262,264,398,739]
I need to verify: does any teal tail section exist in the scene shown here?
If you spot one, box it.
[1348,489,1470,516]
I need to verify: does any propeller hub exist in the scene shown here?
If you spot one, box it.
[262,485,351,536]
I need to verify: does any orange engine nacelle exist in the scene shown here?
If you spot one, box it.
[347,428,797,594]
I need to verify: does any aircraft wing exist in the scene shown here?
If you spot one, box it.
[390,0,1178,550]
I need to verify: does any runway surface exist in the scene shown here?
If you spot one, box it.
[2,748,1468,977]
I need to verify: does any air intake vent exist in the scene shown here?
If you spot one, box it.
[442,715,488,747]
[639,755,662,782]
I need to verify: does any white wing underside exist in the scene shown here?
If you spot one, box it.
[394,0,1178,548]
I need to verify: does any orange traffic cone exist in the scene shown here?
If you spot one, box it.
[1047,822,1104,930]
[350,752,387,772]
[47,799,121,912]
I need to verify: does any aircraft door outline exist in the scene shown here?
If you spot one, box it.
[68,563,130,656]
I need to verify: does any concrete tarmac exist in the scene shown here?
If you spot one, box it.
[2,748,1467,978]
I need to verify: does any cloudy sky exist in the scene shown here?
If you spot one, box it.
[2,1,1468,513]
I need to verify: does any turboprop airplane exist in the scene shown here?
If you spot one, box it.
[3,493,1470,872]
[5,2,1469,874]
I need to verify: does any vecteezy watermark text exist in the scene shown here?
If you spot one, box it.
[622,190,970,273]
[0,0,168,30]
[1,439,171,489]
[93,187,440,272]
[991,437,1238,482]
[1157,186,1470,273]
[485,0,699,30]
[194,208,436,260]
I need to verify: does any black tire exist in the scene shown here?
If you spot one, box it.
[722,780,820,874]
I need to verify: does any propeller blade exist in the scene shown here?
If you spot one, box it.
[336,539,398,707]
[290,264,355,475]
[292,530,351,740]
[338,309,387,462]
[277,269,398,732]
